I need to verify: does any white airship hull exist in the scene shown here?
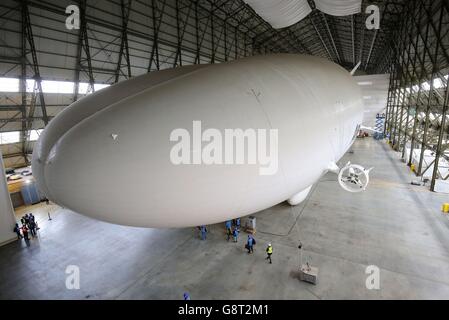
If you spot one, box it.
[32,54,363,228]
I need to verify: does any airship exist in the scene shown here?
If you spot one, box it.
[32,54,370,228]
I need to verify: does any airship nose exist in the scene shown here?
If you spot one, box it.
[40,108,146,226]
[32,65,210,227]
[38,91,197,228]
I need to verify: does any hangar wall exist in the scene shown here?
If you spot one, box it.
[384,0,449,191]
[0,149,17,246]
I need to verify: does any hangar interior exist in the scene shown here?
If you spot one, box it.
[1,0,449,299]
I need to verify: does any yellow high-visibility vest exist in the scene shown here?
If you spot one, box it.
[267,246,273,254]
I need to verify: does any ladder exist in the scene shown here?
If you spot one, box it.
[373,113,385,140]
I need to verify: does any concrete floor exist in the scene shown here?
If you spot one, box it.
[1,138,449,299]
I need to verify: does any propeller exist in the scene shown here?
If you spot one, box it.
[337,162,373,193]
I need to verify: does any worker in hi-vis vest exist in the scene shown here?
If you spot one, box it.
[266,243,273,264]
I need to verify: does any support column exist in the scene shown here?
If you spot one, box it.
[0,150,17,246]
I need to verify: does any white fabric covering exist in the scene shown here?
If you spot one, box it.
[244,0,312,29]
[314,0,362,16]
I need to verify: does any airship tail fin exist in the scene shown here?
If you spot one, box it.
[350,61,362,76]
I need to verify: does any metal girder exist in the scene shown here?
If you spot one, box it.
[20,3,26,163]
[148,0,166,71]
[19,0,49,165]
[385,0,449,191]
[416,4,445,177]
[430,81,449,190]
[115,0,132,83]
[365,29,378,70]
[74,0,95,100]
[173,0,194,67]
[406,0,432,166]
[320,12,341,64]
[308,15,334,62]
[0,116,51,123]
[21,0,48,125]
[351,15,355,65]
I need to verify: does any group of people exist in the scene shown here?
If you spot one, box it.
[196,218,273,264]
[244,234,273,263]
[225,218,240,242]
[13,213,39,242]
[230,219,273,263]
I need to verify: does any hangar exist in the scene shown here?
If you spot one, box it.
[0,0,449,300]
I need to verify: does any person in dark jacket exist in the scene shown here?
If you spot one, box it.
[225,220,232,241]
[13,223,22,240]
[23,214,30,228]
[200,225,207,240]
[235,218,241,230]
[246,235,255,254]
[232,228,239,243]
[28,213,39,232]
[29,220,37,237]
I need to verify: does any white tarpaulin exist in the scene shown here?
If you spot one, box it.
[245,0,362,29]
[244,0,312,29]
[315,0,362,16]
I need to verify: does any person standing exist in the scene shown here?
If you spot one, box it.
[200,225,207,240]
[27,214,35,237]
[29,220,37,237]
[22,225,30,241]
[232,227,239,243]
[13,223,22,240]
[225,220,232,241]
[266,243,273,264]
[29,213,40,231]
[23,215,29,227]
[246,235,255,254]
[235,218,241,230]
[25,214,31,230]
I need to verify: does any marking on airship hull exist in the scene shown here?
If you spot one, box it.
[248,88,262,103]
